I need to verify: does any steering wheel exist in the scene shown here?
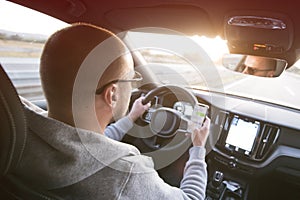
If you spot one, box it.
[127,84,209,170]
[135,85,198,150]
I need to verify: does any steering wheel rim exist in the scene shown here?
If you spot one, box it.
[142,85,197,106]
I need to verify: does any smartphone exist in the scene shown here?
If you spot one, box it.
[187,103,209,132]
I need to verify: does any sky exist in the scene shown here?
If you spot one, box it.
[0,0,68,35]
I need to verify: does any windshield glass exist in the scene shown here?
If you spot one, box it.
[126,31,300,110]
[0,1,68,101]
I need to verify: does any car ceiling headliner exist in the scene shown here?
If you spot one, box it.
[8,0,300,66]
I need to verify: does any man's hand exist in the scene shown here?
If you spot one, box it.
[191,117,211,147]
[128,96,151,122]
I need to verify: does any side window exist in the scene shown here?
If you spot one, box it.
[0,1,68,101]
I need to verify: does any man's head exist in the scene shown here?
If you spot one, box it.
[40,23,135,131]
[243,55,276,77]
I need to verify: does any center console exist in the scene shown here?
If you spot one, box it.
[205,111,280,200]
[215,111,279,162]
[206,171,244,200]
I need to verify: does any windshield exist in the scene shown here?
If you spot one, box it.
[126,31,300,110]
[0,1,68,101]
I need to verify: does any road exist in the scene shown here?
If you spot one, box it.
[223,71,300,109]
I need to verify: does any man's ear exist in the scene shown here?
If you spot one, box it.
[102,83,117,107]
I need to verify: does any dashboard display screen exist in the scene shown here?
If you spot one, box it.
[225,115,260,155]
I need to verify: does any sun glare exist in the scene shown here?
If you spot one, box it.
[191,35,229,63]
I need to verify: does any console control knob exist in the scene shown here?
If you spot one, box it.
[212,171,224,188]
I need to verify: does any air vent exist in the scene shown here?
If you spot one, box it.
[255,124,280,159]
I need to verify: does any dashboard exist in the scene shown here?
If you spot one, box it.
[30,83,300,199]
[128,87,300,199]
[193,89,300,199]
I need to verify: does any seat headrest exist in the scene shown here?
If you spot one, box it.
[0,63,27,176]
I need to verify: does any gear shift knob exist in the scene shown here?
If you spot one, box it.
[212,171,224,188]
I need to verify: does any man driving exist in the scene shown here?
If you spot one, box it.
[19,23,210,200]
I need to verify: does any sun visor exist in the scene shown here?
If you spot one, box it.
[105,5,215,36]
[224,11,294,58]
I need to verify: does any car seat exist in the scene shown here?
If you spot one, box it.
[0,63,61,199]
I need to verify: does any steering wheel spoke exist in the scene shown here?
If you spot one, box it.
[143,135,162,149]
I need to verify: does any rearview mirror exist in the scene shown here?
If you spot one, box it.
[222,54,287,77]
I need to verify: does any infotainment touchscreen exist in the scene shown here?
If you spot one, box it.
[225,115,260,155]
